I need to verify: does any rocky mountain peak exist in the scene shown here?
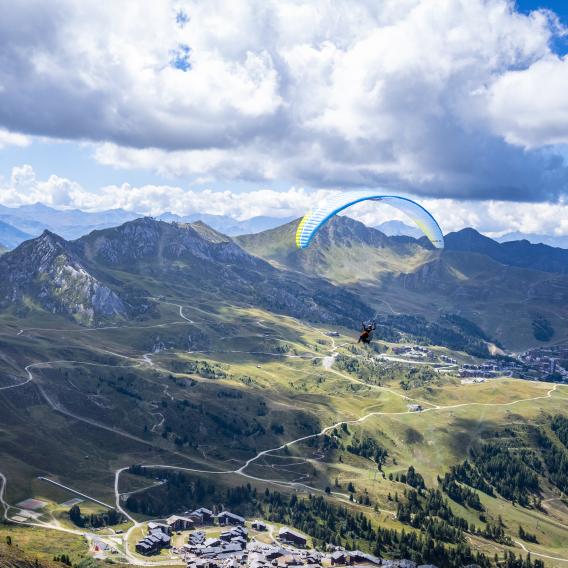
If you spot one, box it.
[0,229,127,324]
[78,216,261,268]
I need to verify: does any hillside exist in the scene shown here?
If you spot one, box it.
[0,219,32,249]
[0,543,65,568]
[0,230,129,325]
[237,216,433,282]
[1,216,568,566]
[0,217,369,327]
[445,228,568,274]
[238,218,568,350]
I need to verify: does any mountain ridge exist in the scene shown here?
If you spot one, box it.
[444,227,568,274]
[0,203,295,242]
[0,217,370,327]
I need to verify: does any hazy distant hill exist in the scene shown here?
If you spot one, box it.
[497,230,568,249]
[0,219,32,248]
[375,220,423,238]
[158,212,295,235]
[0,203,294,242]
[0,203,139,240]
[444,227,568,274]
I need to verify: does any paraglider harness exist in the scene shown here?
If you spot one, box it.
[358,320,376,344]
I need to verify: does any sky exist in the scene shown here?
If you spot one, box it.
[1,0,568,236]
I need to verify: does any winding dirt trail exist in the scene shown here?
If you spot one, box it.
[2,300,568,564]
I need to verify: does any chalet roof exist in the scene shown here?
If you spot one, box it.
[223,543,243,552]
[148,521,169,529]
[167,514,194,524]
[217,510,245,522]
[149,529,171,543]
[348,550,381,565]
[278,527,306,541]
[136,542,152,550]
[201,546,224,556]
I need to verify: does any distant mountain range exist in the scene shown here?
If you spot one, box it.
[381,218,568,249]
[496,230,568,249]
[0,203,294,248]
[1,201,567,254]
[0,203,139,244]
[157,212,295,236]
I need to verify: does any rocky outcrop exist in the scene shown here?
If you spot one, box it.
[0,230,126,324]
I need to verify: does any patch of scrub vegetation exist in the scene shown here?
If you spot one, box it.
[399,366,439,390]
[68,504,125,528]
[346,435,389,468]
[0,526,89,566]
[532,315,554,342]
[335,353,439,390]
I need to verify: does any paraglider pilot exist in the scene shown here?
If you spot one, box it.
[358,321,376,344]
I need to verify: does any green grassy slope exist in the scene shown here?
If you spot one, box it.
[2,297,568,564]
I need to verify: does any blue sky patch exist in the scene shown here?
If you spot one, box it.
[516,0,568,55]
[170,44,192,71]
[175,9,190,28]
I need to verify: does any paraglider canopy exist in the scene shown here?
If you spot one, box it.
[295,191,444,249]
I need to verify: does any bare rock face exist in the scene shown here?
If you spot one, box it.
[0,230,126,324]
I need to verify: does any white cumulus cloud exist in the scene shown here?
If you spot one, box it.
[0,0,567,203]
[2,165,568,238]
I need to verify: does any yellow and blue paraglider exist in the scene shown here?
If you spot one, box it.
[295,190,444,250]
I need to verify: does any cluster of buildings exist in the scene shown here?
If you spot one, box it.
[181,524,248,561]
[391,346,435,360]
[457,361,513,379]
[135,507,217,556]
[247,541,321,568]
[518,346,568,381]
[132,503,438,567]
[174,518,312,567]
[329,550,381,566]
[135,521,172,555]
[385,341,568,384]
